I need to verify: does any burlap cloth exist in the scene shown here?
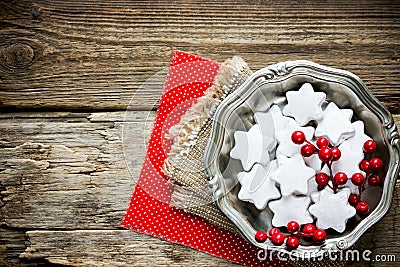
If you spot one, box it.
[162,56,347,267]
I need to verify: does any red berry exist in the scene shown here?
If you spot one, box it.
[348,194,360,206]
[302,223,316,235]
[368,174,381,186]
[255,231,268,243]
[315,172,329,186]
[269,228,280,236]
[356,201,369,215]
[287,221,300,233]
[359,159,371,172]
[286,236,299,250]
[331,147,341,161]
[313,229,327,243]
[351,173,365,186]
[363,140,377,154]
[316,137,329,148]
[318,147,333,162]
[292,131,306,145]
[301,144,316,157]
[271,233,285,245]
[334,172,348,185]
[369,158,383,171]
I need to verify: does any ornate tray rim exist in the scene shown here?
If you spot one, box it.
[204,60,400,257]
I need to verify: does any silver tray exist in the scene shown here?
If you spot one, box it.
[204,60,399,257]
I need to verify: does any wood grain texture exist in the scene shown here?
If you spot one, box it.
[0,112,399,266]
[1,0,400,266]
[0,0,399,112]
[0,111,153,229]
[20,230,238,266]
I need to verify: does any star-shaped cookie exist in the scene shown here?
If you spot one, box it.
[230,124,273,171]
[283,83,326,126]
[310,183,334,203]
[270,154,316,196]
[308,177,319,197]
[269,195,313,227]
[267,105,292,133]
[304,153,322,172]
[237,161,281,210]
[275,120,315,157]
[254,111,277,149]
[309,188,356,233]
[344,121,371,154]
[302,139,322,171]
[315,102,355,146]
[343,179,360,194]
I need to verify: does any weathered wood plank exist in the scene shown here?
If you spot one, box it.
[18,210,400,267]
[1,1,399,266]
[0,228,32,267]
[0,111,154,229]
[1,112,399,229]
[1,112,399,266]
[352,181,400,266]
[17,182,400,266]
[20,230,238,267]
[0,0,399,112]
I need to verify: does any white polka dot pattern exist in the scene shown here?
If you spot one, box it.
[121,51,291,267]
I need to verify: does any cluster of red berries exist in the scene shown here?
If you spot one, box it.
[292,131,345,192]
[291,131,341,161]
[254,221,326,250]
[291,131,384,216]
[348,140,383,215]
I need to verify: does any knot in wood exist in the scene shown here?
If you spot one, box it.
[0,43,35,69]
[32,3,42,19]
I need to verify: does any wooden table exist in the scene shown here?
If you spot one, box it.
[1,1,399,266]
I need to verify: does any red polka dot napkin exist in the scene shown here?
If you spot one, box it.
[121,51,292,267]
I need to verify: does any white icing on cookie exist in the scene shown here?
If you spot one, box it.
[230,124,273,171]
[283,83,326,126]
[315,102,354,146]
[341,179,360,195]
[254,111,278,150]
[304,153,322,172]
[344,121,371,154]
[268,105,292,133]
[269,195,314,227]
[308,178,319,198]
[309,188,356,233]
[275,120,315,157]
[237,161,281,210]
[270,154,316,196]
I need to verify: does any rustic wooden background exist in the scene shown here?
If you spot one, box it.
[1,0,399,266]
